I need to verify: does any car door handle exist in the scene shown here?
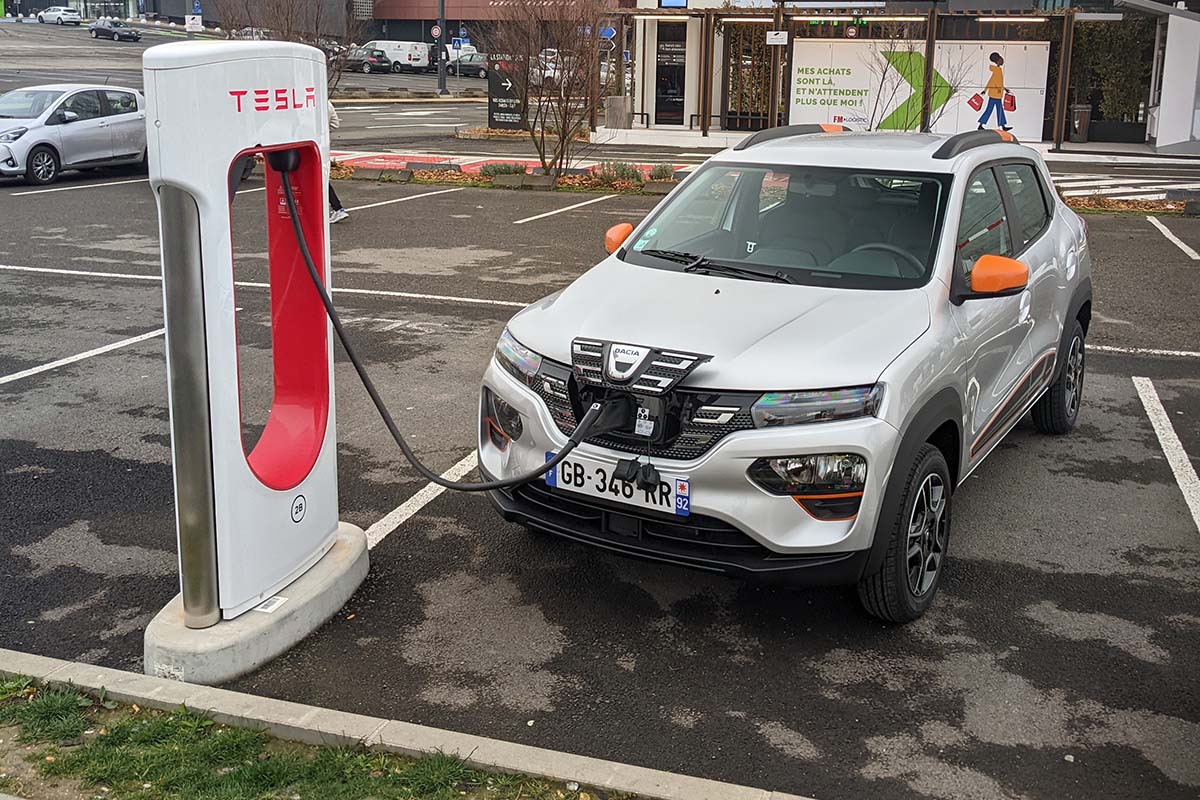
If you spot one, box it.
[98,121,108,127]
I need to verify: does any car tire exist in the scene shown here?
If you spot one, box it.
[391,62,402,73]
[1032,320,1085,435]
[24,146,60,185]
[477,68,487,79]
[90,28,98,37]
[857,443,951,623]
[56,16,63,24]
[38,15,44,22]
[361,62,372,74]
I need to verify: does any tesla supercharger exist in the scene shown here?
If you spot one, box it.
[142,41,368,685]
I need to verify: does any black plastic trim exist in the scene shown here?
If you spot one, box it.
[863,387,961,578]
[732,124,849,151]
[932,129,1020,160]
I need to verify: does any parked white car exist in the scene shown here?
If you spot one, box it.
[362,40,430,73]
[0,84,147,185]
[480,127,1093,622]
[37,5,82,24]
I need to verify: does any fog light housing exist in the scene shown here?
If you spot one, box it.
[748,453,866,520]
[482,387,523,450]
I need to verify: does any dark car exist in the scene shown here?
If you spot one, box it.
[345,47,391,75]
[450,52,488,79]
[88,19,142,41]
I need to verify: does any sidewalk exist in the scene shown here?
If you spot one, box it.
[0,648,813,800]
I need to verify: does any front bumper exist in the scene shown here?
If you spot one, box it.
[0,144,23,177]
[479,358,903,581]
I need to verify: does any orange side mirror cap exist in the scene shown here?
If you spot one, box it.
[970,254,1029,295]
[605,222,634,254]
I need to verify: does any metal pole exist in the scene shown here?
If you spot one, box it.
[766,2,784,128]
[1052,10,1075,151]
[437,0,448,96]
[617,13,627,98]
[919,6,937,131]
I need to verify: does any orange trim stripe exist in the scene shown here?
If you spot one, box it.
[790,491,864,500]
[995,129,1015,142]
[819,123,846,133]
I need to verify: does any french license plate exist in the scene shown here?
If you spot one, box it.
[545,452,690,517]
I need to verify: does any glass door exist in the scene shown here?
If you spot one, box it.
[655,21,687,126]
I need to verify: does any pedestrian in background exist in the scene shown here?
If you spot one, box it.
[328,101,349,224]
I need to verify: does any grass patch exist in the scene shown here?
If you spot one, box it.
[0,678,631,800]
[480,161,529,177]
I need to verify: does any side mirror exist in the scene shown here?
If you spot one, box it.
[60,110,79,123]
[969,254,1029,296]
[605,222,634,255]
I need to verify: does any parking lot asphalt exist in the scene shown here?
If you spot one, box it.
[1,171,1198,800]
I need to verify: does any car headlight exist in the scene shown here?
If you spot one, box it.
[495,328,542,387]
[0,127,28,144]
[751,385,882,428]
[747,453,867,520]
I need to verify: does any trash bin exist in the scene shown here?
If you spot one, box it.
[1070,104,1092,144]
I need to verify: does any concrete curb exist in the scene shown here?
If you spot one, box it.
[0,648,815,800]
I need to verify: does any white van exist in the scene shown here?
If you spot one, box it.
[362,40,430,73]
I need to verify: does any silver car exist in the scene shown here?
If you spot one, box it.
[479,127,1092,622]
[0,84,147,185]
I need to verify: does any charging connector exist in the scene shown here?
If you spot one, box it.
[275,163,615,492]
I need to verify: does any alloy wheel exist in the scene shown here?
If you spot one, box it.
[31,151,55,183]
[1064,335,1084,419]
[906,473,947,597]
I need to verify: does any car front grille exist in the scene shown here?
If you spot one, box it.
[532,358,757,461]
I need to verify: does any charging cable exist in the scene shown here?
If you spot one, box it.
[274,162,612,492]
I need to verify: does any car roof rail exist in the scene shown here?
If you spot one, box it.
[932,128,1019,159]
[732,123,850,151]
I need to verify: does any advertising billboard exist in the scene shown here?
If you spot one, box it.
[789,40,1050,141]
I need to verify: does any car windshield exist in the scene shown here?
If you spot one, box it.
[112,20,127,26]
[621,162,951,290]
[0,89,64,119]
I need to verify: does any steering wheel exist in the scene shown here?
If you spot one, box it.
[849,243,925,278]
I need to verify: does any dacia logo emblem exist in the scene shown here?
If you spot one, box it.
[606,343,649,382]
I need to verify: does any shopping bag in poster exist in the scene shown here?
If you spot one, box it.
[967,93,984,112]
[1003,93,1016,113]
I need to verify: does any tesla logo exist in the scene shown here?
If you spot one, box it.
[606,344,649,381]
[229,87,317,113]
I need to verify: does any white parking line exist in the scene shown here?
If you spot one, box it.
[1092,344,1200,359]
[0,263,525,308]
[1146,216,1200,261]
[1133,376,1200,533]
[345,186,464,212]
[11,178,147,197]
[513,193,617,224]
[364,452,479,549]
[0,328,164,386]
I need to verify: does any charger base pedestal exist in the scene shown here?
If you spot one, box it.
[144,523,367,686]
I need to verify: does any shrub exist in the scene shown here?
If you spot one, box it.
[649,163,676,181]
[592,160,644,186]
[480,161,529,177]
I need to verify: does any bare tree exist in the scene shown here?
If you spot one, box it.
[859,22,970,132]
[210,0,366,90]
[482,0,612,181]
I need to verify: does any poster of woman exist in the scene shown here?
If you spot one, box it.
[977,51,1014,130]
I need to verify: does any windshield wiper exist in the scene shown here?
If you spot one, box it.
[641,248,704,265]
[683,261,798,285]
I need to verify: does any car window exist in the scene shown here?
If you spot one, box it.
[60,91,103,121]
[998,163,1050,249]
[956,168,1012,279]
[103,90,137,115]
[621,163,951,290]
[0,88,64,119]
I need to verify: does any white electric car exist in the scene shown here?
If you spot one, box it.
[478,127,1092,622]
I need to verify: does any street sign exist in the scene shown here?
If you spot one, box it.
[599,38,615,53]
[451,37,462,50]
[184,13,202,32]
[458,25,466,37]
[430,23,441,38]
[599,25,616,40]
[765,30,787,45]
[623,49,631,64]
[487,56,526,131]
[845,25,858,38]
[462,37,471,45]
[191,0,200,13]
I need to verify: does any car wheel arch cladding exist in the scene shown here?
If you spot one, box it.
[1058,280,1093,381]
[863,386,963,580]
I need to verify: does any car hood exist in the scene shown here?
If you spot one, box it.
[508,258,931,391]
[0,118,39,132]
